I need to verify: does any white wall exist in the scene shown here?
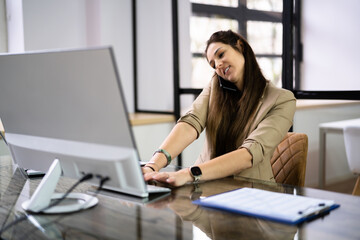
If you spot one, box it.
[5,0,24,52]
[300,0,360,186]
[136,0,192,112]
[136,0,174,112]
[5,0,135,111]
[4,0,191,113]
[132,123,175,162]
[22,0,87,50]
[0,0,7,51]
[302,0,360,90]
[294,102,360,187]
[98,0,134,113]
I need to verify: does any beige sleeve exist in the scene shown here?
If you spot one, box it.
[177,82,211,138]
[241,90,296,167]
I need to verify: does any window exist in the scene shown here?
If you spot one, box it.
[247,0,282,12]
[181,0,287,111]
[247,20,282,87]
[188,16,238,89]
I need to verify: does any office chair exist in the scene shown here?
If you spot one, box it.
[270,132,308,187]
[343,125,360,196]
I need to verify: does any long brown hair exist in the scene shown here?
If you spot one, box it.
[205,30,267,158]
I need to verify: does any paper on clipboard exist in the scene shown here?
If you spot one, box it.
[193,188,340,225]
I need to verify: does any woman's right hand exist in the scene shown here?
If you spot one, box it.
[144,168,193,187]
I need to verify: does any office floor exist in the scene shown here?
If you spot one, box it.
[324,176,358,195]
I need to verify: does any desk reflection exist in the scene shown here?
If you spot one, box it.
[147,179,298,240]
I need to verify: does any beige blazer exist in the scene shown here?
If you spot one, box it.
[178,78,296,182]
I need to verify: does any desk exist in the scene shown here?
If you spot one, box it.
[318,118,360,188]
[1,156,360,240]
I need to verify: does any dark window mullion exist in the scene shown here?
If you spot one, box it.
[246,9,282,22]
[192,4,282,22]
[193,53,204,58]
[192,3,238,19]
[256,54,281,58]
[294,0,302,90]
[191,3,237,18]
[238,0,247,37]
[179,88,202,95]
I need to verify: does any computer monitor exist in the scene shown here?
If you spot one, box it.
[0,47,169,213]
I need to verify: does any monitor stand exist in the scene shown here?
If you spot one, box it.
[22,159,98,214]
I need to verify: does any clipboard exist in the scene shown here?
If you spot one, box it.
[193,188,340,225]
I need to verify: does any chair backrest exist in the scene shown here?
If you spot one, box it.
[270,132,308,187]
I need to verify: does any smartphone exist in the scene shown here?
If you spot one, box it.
[218,75,239,92]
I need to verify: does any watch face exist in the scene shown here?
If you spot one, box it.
[191,166,202,176]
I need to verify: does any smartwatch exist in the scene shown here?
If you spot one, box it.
[189,166,202,183]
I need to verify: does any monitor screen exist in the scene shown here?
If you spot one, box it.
[0,47,152,197]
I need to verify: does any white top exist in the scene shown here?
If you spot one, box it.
[319,118,360,131]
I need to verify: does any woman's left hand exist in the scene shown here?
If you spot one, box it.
[144,168,192,187]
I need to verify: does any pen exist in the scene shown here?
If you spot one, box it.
[298,203,329,217]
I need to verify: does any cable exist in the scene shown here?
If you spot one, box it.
[77,175,110,212]
[0,173,93,238]
[94,175,110,195]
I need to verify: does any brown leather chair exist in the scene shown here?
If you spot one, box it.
[270,132,308,187]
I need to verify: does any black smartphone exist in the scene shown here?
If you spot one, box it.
[218,75,239,92]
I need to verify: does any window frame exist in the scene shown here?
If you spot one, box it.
[183,0,286,94]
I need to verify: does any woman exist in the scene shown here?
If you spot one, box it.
[142,30,296,186]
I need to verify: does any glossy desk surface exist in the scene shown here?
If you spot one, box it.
[0,156,359,240]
